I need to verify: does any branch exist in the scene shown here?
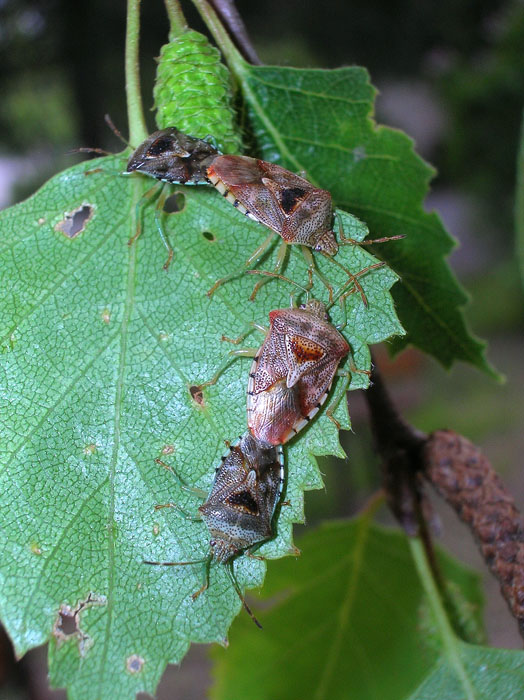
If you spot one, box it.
[363,361,427,534]
[208,0,261,64]
[363,357,524,639]
[125,0,148,145]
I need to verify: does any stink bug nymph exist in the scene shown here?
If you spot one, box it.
[144,432,284,627]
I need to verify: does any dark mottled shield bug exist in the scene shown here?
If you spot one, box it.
[125,128,220,269]
[144,431,284,627]
[127,127,219,185]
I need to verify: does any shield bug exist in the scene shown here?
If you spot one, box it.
[124,128,221,269]
[207,155,338,253]
[246,298,350,445]
[201,270,379,445]
[144,431,284,627]
[206,154,403,300]
[127,127,220,185]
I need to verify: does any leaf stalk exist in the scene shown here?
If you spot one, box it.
[125,0,148,146]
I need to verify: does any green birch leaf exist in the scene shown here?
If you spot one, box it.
[211,519,524,700]
[0,146,402,698]
[232,61,496,376]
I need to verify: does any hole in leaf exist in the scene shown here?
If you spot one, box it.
[52,593,107,657]
[189,384,205,407]
[55,204,94,239]
[202,231,215,242]
[164,192,185,213]
[57,608,78,636]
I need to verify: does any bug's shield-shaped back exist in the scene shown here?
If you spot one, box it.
[207,155,337,254]
[284,334,327,388]
[127,128,219,184]
[198,432,284,562]
[247,303,350,445]
[208,155,286,230]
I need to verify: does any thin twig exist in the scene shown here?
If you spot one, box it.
[208,0,261,64]
[125,0,148,146]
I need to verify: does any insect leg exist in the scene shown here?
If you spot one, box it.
[154,501,203,521]
[324,257,388,308]
[155,458,208,499]
[199,346,258,389]
[249,240,289,301]
[128,181,163,247]
[300,247,334,302]
[221,322,267,345]
[191,556,212,601]
[324,370,352,430]
[206,232,277,297]
[153,184,175,270]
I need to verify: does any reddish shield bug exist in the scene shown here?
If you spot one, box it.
[246,298,350,445]
[207,155,339,254]
[202,270,380,444]
[206,154,403,301]
[144,431,284,627]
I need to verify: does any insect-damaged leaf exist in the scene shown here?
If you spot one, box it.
[0,151,402,697]
[211,519,524,700]
[234,62,496,376]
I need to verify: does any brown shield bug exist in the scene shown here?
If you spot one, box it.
[201,270,379,445]
[207,155,339,254]
[246,298,350,445]
[144,431,284,627]
[206,154,403,301]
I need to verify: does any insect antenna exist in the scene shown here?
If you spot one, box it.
[226,561,263,629]
[104,114,130,147]
[335,211,405,246]
[69,116,131,159]
[69,147,115,157]
[143,556,209,567]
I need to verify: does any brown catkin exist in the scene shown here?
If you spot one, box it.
[424,429,524,636]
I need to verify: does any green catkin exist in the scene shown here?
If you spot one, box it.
[153,30,242,154]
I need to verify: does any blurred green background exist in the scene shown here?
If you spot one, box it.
[0,0,523,697]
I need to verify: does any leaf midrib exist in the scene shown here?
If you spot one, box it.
[96,180,139,694]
